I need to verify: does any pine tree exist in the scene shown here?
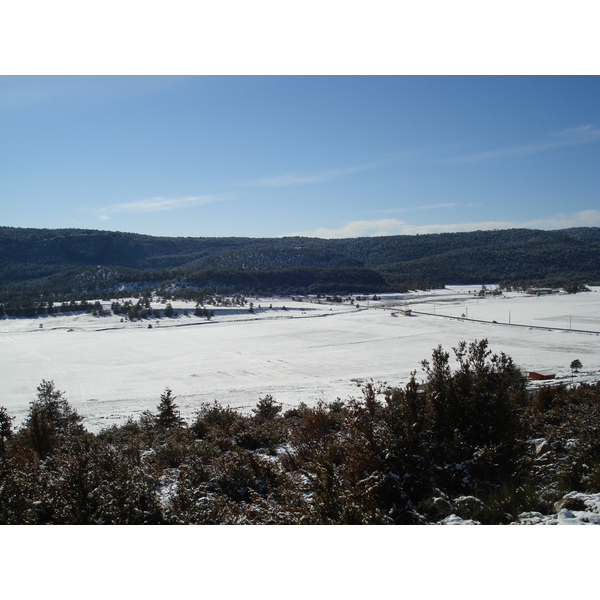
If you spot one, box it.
[0,406,13,454]
[23,380,83,459]
[156,387,184,429]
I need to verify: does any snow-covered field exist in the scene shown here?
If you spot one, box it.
[2,286,599,432]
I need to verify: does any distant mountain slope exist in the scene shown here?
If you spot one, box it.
[1,226,599,296]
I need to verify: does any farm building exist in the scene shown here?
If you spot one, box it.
[527,370,556,380]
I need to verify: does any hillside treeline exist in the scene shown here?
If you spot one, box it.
[1,226,599,303]
[1,340,598,524]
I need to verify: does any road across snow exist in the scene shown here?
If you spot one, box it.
[2,287,599,432]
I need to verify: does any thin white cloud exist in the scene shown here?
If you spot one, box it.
[550,124,600,140]
[284,210,600,239]
[96,195,222,218]
[404,209,600,234]
[0,76,189,113]
[285,219,410,238]
[377,202,457,214]
[243,160,389,188]
[444,124,600,164]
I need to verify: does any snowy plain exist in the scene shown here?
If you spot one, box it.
[2,286,599,432]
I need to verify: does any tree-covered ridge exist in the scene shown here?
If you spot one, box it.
[1,226,599,300]
[1,340,598,524]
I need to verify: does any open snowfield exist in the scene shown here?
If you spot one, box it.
[2,286,599,432]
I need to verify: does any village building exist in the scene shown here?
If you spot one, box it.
[527,370,556,380]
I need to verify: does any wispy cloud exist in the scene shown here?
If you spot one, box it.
[376,202,457,214]
[0,76,189,113]
[399,210,600,234]
[284,210,600,239]
[550,124,600,140]
[95,195,222,219]
[285,219,411,238]
[444,124,600,164]
[243,160,389,188]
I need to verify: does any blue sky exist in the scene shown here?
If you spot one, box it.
[1,75,599,239]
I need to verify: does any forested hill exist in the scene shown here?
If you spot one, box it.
[1,226,599,297]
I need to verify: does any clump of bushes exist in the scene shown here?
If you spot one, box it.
[1,339,599,524]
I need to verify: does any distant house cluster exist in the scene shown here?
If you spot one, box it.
[526,288,559,295]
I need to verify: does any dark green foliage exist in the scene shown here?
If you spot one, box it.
[2,226,599,308]
[18,380,84,459]
[252,395,282,420]
[0,407,13,455]
[422,340,526,455]
[0,385,164,524]
[155,388,184,430]
[527,382,600,495]
[0,434,164,524]
[192,401,239,436]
